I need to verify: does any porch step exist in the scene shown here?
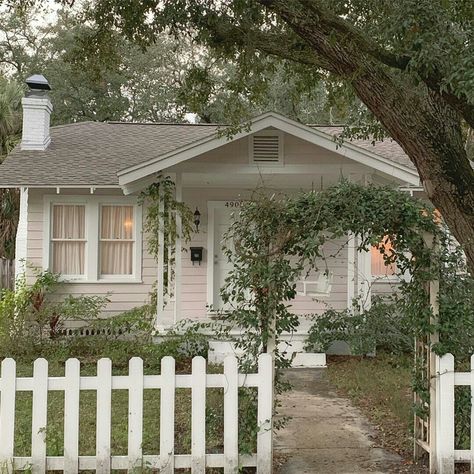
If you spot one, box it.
[208,341,326,368]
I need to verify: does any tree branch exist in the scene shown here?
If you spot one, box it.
[261,0,474,129]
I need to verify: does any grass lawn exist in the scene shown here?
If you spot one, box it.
[326,352,415,458]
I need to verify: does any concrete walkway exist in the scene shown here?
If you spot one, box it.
[274,368,405,474]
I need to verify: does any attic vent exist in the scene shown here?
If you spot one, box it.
[250,132,283,164]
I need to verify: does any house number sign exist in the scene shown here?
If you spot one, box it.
[224,201,243,207]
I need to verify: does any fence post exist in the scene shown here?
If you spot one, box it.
[191,356,206,473]
[160,356,176,474]
[257,353,273,474]
[128,357,144,471]
[0,359,16,473]
[64,358,80,474]
[224,356,239,474]
[31,358,48,474]
[437,354,455,474]
[96,358,112,473]
[471,355,474,474]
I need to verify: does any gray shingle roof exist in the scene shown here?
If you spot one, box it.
[313,126,415,170]
[0,122,218,187]
[0,121,415,187]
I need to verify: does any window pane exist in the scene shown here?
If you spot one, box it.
[100,206,134,275]
[371,239,396,276]
[52,242,85,275]
[100,242,133,275]
[101,206,133,240]
[51,204,85,275]
[52,205,85,239]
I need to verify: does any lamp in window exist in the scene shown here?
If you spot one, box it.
[194,207,201,233]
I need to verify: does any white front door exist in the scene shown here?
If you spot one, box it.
[207,202,239,311]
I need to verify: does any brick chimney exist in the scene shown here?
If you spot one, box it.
[21,74,53,151]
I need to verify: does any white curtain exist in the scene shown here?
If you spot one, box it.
[100,206,134,275]
[52,205,85,275]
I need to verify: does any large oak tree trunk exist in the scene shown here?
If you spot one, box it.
[353,80,474,274]
[266,1,474,273]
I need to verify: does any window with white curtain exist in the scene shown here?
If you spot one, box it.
[46,196,141,282]
[51,204,86,275]
[100,205,134,275]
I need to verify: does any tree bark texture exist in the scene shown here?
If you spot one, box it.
[260,0,474,273]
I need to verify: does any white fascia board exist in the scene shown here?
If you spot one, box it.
[0,185,122,190]
[117,112,420,187]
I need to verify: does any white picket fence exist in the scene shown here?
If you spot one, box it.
[436,354,474,473]
[0,354,273,473]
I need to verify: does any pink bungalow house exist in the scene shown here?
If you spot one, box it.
[0,76,424,361]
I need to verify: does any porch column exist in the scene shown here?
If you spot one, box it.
[15,187,28,284]
[174,173,182,324]
[156,196,165,323]
[358,174,372,311]
[347,232,356,309]
[357,236,372,311]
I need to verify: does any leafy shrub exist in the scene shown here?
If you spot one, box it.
[0,268,109,356]
[305,296,413,355]
[157,320,210,359]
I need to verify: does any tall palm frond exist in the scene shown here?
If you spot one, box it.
[0,77,23,157]
[0,77,23,259]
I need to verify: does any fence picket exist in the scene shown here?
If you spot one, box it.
[257,354,273,474]
[31,359,48,474]
[192,356,206,473]
[160,356,175,474]
[64,358,80,474]
[96,358,112,473]
[438,354,455,474]
[0,359,16,473]
[224,356,239,474]
[471,355,474,474]
[128,357,143,471]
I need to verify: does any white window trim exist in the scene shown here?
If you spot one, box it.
[43,195,142,284]
[248,130,284,166]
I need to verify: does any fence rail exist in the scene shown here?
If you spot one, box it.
[0,354,273,473]
[436,353,474,474]
[0,258,14,290]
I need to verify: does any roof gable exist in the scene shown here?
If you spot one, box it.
[117,112,419,188]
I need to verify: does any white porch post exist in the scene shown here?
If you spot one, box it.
[357,174,372,311]
[15,187,29,284]
[174,173,182,325]
[347,232,356,309]
[156,197,165,324]
[357,240,372,311]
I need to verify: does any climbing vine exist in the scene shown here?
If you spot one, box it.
[219,179,473,448]
[219,180,439,363]
[139,176,472,448]
[138,174,194,298]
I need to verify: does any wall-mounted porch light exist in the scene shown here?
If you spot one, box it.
[194,207,201,232]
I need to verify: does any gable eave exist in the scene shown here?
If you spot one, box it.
[117,112,420,187]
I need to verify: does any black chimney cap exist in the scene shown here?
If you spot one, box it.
[25,74,51,91]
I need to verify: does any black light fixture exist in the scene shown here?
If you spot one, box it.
[194,207,201,232]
